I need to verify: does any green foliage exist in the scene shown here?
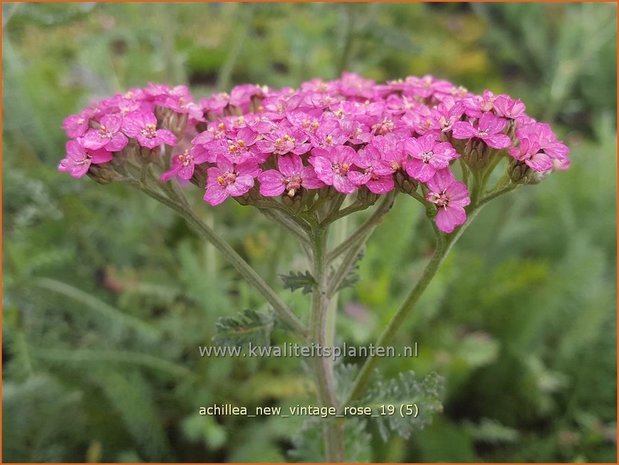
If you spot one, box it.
[94,370,172,460]
[213,308,275,348]
[332,251,364,292]
[280,270,316,294]
[362,371,444,441]
[289,418,372,462]
[462,418,520,444]
[3,2,616,462]
[3,375,85,462]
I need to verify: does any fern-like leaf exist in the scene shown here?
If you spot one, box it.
[361,370,444,441]
[280,270,316,294]
[213,308,275,347]
[333,250,364,292]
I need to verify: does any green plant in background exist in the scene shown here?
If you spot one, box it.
[3,3,616,463]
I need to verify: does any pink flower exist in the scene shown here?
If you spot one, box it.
[310,119,348,148]
[161,147,210,181]
[462,90,497,118]
[493,95,526,119]
[256,126,310,156]
[401,106,440,136]
[63,110,93,138]
[405,75,455,100]
[122,111,177,149]
[509,137,553,172]
[212,127,259,164]
[404,134,458,182]
[229,84,267,109]
[349,144,395,194]
[201,92,230,116]
[509,122,570,172]
[58,140,113,178]
[433,97,465,132]
[204,159,260,205]
[426,169,471,234]
[451,112,512,149]
[258,155,323,197]
[338,72,375,99]
[82,114,129,152]
[373,134,406,172]
[309,145,357,194]
[144,83,191,107]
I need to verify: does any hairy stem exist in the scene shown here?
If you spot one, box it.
[309,227,345,462]
[258,208,310,245]
[140,184,307,336]
[343,207,482,407]
[327,191,396,264]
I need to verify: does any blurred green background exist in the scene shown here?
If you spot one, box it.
[2,2,617,462]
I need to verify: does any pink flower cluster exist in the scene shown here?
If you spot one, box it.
[60,74,570,233]
[59,83,201,177]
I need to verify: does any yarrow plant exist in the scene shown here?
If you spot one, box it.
[59,73,569,461]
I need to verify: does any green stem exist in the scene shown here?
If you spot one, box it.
[323,199,370,225]
[140,184,307,337]
[343,207,482,407]
[325,214,348,345]
[478,183,519,207]
[309,227,345,462]
[327,192,396,264]
[258,208,310,245]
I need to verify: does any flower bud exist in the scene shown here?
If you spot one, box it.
[190,164,207,189]
[508,159,550,185]
[356,186,378,205]
[508,160,529,184]
[395,171,418,194]
[87,163,124,184]
[463,141,491,170]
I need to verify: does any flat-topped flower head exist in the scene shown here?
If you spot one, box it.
[122,110,177,149]
[426,168,471,234]
[58,140,113,178]
[59,76,570,222]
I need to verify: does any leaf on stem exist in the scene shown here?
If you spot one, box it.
[333,250,364,292]
[280,270,316,294]
[335,363,359,404]
[361,370,444,441]
[213,308,275,347]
